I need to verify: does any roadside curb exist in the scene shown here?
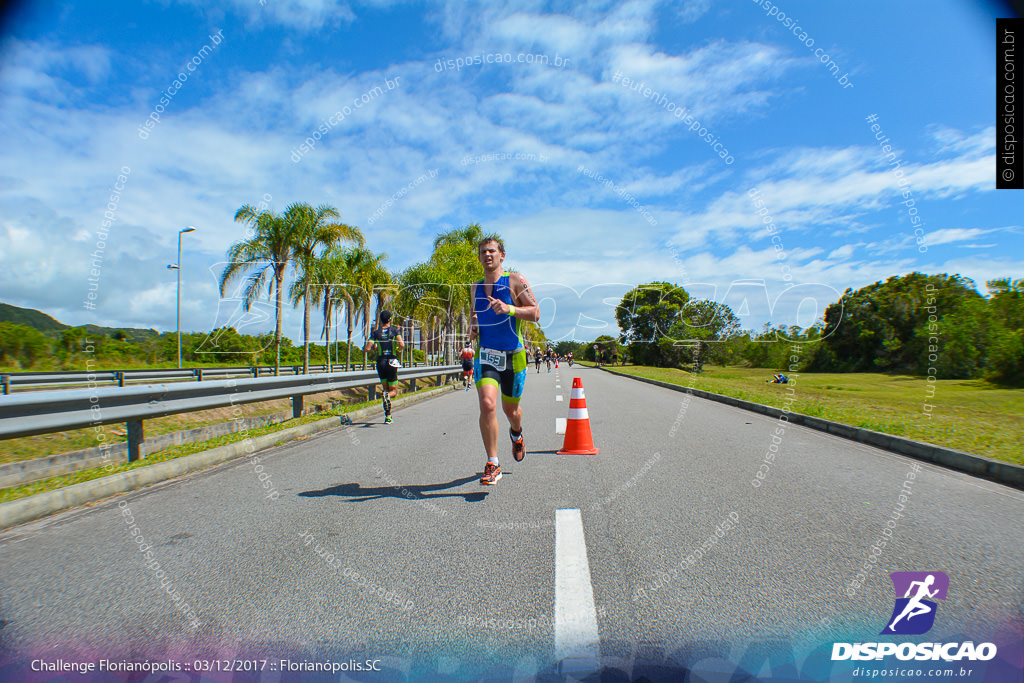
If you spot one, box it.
[0,384,457,531]
[600,367,1024,491]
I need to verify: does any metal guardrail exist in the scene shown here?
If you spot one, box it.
[0,364,462,461]
[0,361,440,394]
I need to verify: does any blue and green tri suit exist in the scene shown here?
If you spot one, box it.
[473,273,528,403]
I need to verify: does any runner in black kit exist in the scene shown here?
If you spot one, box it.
[364,310,405,424]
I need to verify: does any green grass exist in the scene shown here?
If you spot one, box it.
[0,385,383,464]
[0,383,446,504]
[607,365,1024,465]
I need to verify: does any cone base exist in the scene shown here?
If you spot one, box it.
[557,447,600,455]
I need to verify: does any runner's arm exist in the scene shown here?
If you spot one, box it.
[508,273,540,321]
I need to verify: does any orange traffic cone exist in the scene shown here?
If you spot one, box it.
[558,377,599,455]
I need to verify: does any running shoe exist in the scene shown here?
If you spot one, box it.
[384,415,393,424]
[480,462,502,485]
[510,428,526,462]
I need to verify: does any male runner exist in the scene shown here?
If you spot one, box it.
[534,346,542,373]
[470,237,540,485]
[460,341,475,391]
[364,310,405,424]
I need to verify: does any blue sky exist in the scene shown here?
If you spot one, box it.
[0,0,1020,345]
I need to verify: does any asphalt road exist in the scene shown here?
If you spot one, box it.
[1,365,1021,682]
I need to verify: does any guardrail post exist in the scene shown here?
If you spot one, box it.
[369,384,377,402]
[127,420,144,462]
[409,377,417,392]
[252,367,258,378]
[117,371,126,387]
[1,375,9,395]
[196,368,204,382]
[436,373,443,387]
[292,395,303,419]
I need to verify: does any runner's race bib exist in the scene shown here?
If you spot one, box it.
[479,347,507,372]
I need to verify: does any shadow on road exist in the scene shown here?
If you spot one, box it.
[299,475,488,503]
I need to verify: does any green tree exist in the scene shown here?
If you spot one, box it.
[0,322,52,368]
[398,226,489,365]
[815,273,982,374]
[615,282,690,366]
[220,205,294,375]
[342,248,390,369]
[284,202,364,374]
[985,278,1024,384]
[661,299,740,371]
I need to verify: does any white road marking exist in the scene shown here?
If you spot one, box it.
[556,395,564,402]
[556,418,567,434]
[555,509,601,664]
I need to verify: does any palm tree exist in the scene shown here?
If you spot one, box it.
[340,247,390,370]
[300,244,354,373]
[432,222,484,250]
[284,203,364,374]
[220,205,294,375]
[397,235,481,364]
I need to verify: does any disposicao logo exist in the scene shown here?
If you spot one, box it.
[832,571,997,662]
[881,571,948,635]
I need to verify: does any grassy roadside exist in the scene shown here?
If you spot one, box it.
[601,365,1023,465]
[1,383,392,464]
[0,383,449,504]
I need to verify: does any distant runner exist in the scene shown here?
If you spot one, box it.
[364,310,404,424]
[534,346,542,373]
[470,236,540,485]
[460,342,475,391]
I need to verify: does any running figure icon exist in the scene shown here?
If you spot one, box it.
[888,574,938,631]
[880,571,949,635]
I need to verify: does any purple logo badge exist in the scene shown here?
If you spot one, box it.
[880,571,949,635]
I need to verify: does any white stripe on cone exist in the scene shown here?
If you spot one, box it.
[567,408,589,420]
[571,388,585,400]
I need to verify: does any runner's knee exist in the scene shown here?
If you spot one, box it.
[479,394,498,414]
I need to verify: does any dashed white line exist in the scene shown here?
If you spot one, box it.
[556,418,567,434]
[555,508,601,665]
[556,395,564,402]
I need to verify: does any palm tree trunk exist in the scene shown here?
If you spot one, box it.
[325,299,332,373]
[303,282,311,374]
[274,271,283,376]
[346,304,353,371]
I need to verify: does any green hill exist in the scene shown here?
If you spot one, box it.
[0,303,69,336]
[0,302,159,342]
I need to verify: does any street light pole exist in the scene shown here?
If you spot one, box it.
[167,227,196,369]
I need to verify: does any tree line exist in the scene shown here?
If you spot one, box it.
[218,207,546,375]
[0,204,548,373]
[614,274,1024,384]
